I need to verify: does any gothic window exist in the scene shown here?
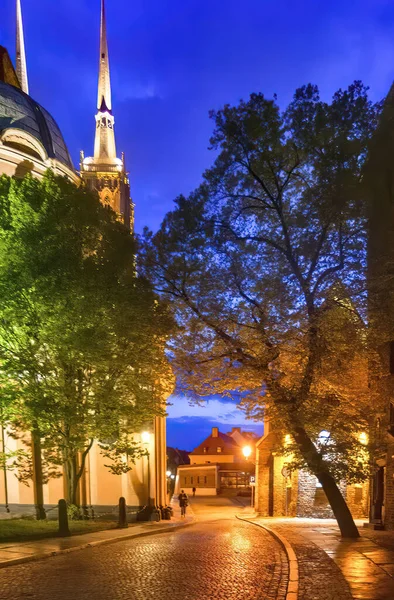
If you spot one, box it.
[217,446,222,453]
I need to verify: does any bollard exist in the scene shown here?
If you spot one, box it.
[118,496,128,528]
[58,499,71,537]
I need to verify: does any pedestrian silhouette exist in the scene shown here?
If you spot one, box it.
[179,489,189,517]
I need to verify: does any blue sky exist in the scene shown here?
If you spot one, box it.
[2,0,394,449]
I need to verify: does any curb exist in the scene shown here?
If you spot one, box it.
[236,515,298,600]
[0,518,195,570]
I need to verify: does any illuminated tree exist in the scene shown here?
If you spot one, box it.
[141,82,382,537]
[0,172,173,508]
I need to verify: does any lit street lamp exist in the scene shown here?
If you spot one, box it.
[242,445,252,459]
[242,445,255,510]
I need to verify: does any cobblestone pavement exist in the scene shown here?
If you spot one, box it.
[257,517,394,600]
[0,513,288,600]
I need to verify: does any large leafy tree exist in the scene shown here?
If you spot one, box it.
[0,173,173,508]
[141,82,382,537]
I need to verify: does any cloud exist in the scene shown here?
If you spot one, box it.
[167,394,255,426]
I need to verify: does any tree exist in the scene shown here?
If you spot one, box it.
[0,172,174,507]
[141,82,383,537]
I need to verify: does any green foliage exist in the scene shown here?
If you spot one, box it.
[141,82,383,487]
[0,172,174,503]
[67,503,82,521]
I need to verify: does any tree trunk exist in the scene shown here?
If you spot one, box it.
[31,430,46,520]
[64,456,79,506]
[291,422,360,538]
[317,472,360,538]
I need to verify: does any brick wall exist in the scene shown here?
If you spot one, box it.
[385,437,394,529]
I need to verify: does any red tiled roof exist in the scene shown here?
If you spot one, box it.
[190,431,241,455]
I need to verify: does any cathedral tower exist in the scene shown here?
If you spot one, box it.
[80,0,133,229]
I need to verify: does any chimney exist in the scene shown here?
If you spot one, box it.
[231,427,241,433]
[212,427,219,437]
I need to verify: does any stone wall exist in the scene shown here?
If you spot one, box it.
[256,434,368,520]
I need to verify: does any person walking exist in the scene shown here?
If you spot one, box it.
[179,489,189,517]
[192,487,196,497]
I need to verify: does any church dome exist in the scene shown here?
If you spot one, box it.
[0,80,74,170]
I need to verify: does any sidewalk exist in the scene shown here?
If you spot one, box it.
[0,504,194,569]
[242,516,394,600]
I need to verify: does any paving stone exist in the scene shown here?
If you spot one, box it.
[0,518,288,600]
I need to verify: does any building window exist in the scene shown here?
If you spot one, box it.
[184,477,187,484]
[204,476,207,484]
[203,447,208,453]
[217,447,222,453]
[197,476,200,484]
[191,476,193,484]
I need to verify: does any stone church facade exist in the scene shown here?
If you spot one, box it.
[0,0,168,517]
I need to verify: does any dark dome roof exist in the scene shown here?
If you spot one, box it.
[0,80,74,170]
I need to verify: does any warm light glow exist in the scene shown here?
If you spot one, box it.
[166,470,172,477]
[284,434,292,446]
[141,431,151,444]
[359,432,368,446]
[242,445,252,458]
[170,474,175,479]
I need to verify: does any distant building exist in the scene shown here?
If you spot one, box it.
[175,426,257,496]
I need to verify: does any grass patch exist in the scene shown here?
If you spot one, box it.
[0,519,117,543]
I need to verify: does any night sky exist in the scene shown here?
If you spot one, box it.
[2,0,393,450]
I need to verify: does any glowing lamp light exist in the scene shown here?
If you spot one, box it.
[242,445,252,459]
[166,470,172,477]
[170,474,175,479]
[141,431,151,444]
[359,432,368,446]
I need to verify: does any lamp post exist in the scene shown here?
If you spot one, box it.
[242,445,255,510]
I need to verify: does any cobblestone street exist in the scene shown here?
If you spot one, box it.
[0,499,288,600]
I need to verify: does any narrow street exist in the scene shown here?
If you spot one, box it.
[0,497,288,600]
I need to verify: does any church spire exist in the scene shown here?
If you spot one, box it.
[94,0,116,160]
[16,0,29,94]
[97,0,111,111]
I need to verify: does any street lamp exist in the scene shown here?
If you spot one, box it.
[242,445,255,510]
[141,431,151,444]
[242,445,252,459]
[166,470,172,477]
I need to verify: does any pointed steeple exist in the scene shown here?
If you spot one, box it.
[97,0,111,111]
[94,0,116,161]
[16,0,29,94]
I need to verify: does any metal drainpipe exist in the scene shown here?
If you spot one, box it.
[1,424,10,513]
